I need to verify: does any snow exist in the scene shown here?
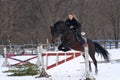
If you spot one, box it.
[0,49,120,80]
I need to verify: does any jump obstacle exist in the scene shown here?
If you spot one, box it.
[2,45,81,70]
[36,45,81,70]
[2,43,95,80]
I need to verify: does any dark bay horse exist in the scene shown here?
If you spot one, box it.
[50,21,109,74]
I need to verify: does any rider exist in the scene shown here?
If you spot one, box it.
[66,12,85,46]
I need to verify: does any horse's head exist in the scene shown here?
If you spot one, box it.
[50,26,59,43]
[50,21,68,44]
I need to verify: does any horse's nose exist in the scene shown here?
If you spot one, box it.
[52,38,55,44]
[51,39,54,44]
[52,37,56,44]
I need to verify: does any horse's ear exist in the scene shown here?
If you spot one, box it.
[50,26,54,34]
[50,25,52,27]
[50,26,53,30]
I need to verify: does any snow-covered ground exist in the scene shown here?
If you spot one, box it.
[0,49,120,80]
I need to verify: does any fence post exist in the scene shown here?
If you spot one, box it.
[108,39,112,49]
[84,44,91,80]
[40,45,44,68]
[36,45,42,68]
[2,46,10,67]
[36,44,45,70]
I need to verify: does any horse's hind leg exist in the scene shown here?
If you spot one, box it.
[82,55,92,72]
[89,53,98,74]
[88,40,98,74]
[89,61,92,72]
[93,58,98,74]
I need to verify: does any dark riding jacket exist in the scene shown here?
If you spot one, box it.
[66,18,84,43]
[66,18,81,31]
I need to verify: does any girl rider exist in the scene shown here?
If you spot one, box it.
[66,13,85,46]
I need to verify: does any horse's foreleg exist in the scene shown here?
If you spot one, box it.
[58,43,70,52]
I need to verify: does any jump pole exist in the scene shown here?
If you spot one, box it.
[36,45,42,68]
[2,46,10,67]
[36,44,50,78]
[84,44,91,80]
[82,32,95,80]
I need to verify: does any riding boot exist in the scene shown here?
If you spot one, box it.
[80,37,86,46]
[78,35,85,45]
[76,30,86,46]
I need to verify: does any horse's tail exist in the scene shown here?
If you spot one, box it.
[94,42,110,62]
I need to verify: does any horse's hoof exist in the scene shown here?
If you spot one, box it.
[90,69,92,72]
[95,70,98,75]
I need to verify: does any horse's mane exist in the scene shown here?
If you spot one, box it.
[54,21,65,27]
[53,20,68,30]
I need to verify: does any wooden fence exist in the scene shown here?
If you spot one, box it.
[0,40,120,57]
[93,40,120,49]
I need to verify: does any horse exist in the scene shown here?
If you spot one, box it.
[50,21,109,74]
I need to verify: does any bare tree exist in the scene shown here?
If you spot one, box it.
[109,0,120,48]
[0,0,120,44]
